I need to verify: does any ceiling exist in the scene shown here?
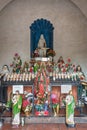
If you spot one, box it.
[0,0,87,18]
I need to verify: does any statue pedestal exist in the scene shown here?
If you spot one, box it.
[66,123,76,128]
[35,57,50,62]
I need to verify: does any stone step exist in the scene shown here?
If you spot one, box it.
[2,116,87,124]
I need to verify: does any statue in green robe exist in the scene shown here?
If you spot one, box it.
[65,90,75,127]
[12,90,22,127]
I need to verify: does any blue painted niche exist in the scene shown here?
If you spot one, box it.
[30,18,54,57]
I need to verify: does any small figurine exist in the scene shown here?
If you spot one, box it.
[65,90,75,127]
[22,61,29,73]
[33,62,39,75]
[57,56,64,67]
[35,93,44,116]
[34,48,39,57]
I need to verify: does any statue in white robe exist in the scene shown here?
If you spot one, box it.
[37,34,47,57]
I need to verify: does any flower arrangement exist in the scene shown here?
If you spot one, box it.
[46,49,56,57]
[58,58,76,73]
[10,53,22,73]
[55,58,85,81]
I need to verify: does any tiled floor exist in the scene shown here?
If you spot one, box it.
[1,105,87,130]
[1,123,87,130]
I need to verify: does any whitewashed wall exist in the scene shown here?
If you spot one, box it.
[0,0,87,76]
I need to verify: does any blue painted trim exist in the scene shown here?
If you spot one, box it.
[30,18,54,57]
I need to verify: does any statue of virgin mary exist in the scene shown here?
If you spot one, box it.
[37,34,48,57]
[38,34,46,49]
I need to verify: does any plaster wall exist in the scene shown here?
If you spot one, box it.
[0,0,87,76]
[0,0,87,17]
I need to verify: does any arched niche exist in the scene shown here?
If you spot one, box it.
[30,18,54,57]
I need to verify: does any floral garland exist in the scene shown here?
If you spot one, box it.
[58,58,76,73]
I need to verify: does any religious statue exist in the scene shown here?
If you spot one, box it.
[22,61,29,73]
[51,93,60,116]
[76,65,85,80]
[38,34,46,48]
[33,62,39,75]
[57,56,65,69]
[34,63,50,116]
[65,90,75,127]
[0,65,10,81]
[12,90,22,127]
[34,34,48,57]
[22,91,33,116]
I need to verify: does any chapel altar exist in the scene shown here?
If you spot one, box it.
[0,57,87,118]
[0,34,87,119]
[0,76,86,118]
[0,19,87,123]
